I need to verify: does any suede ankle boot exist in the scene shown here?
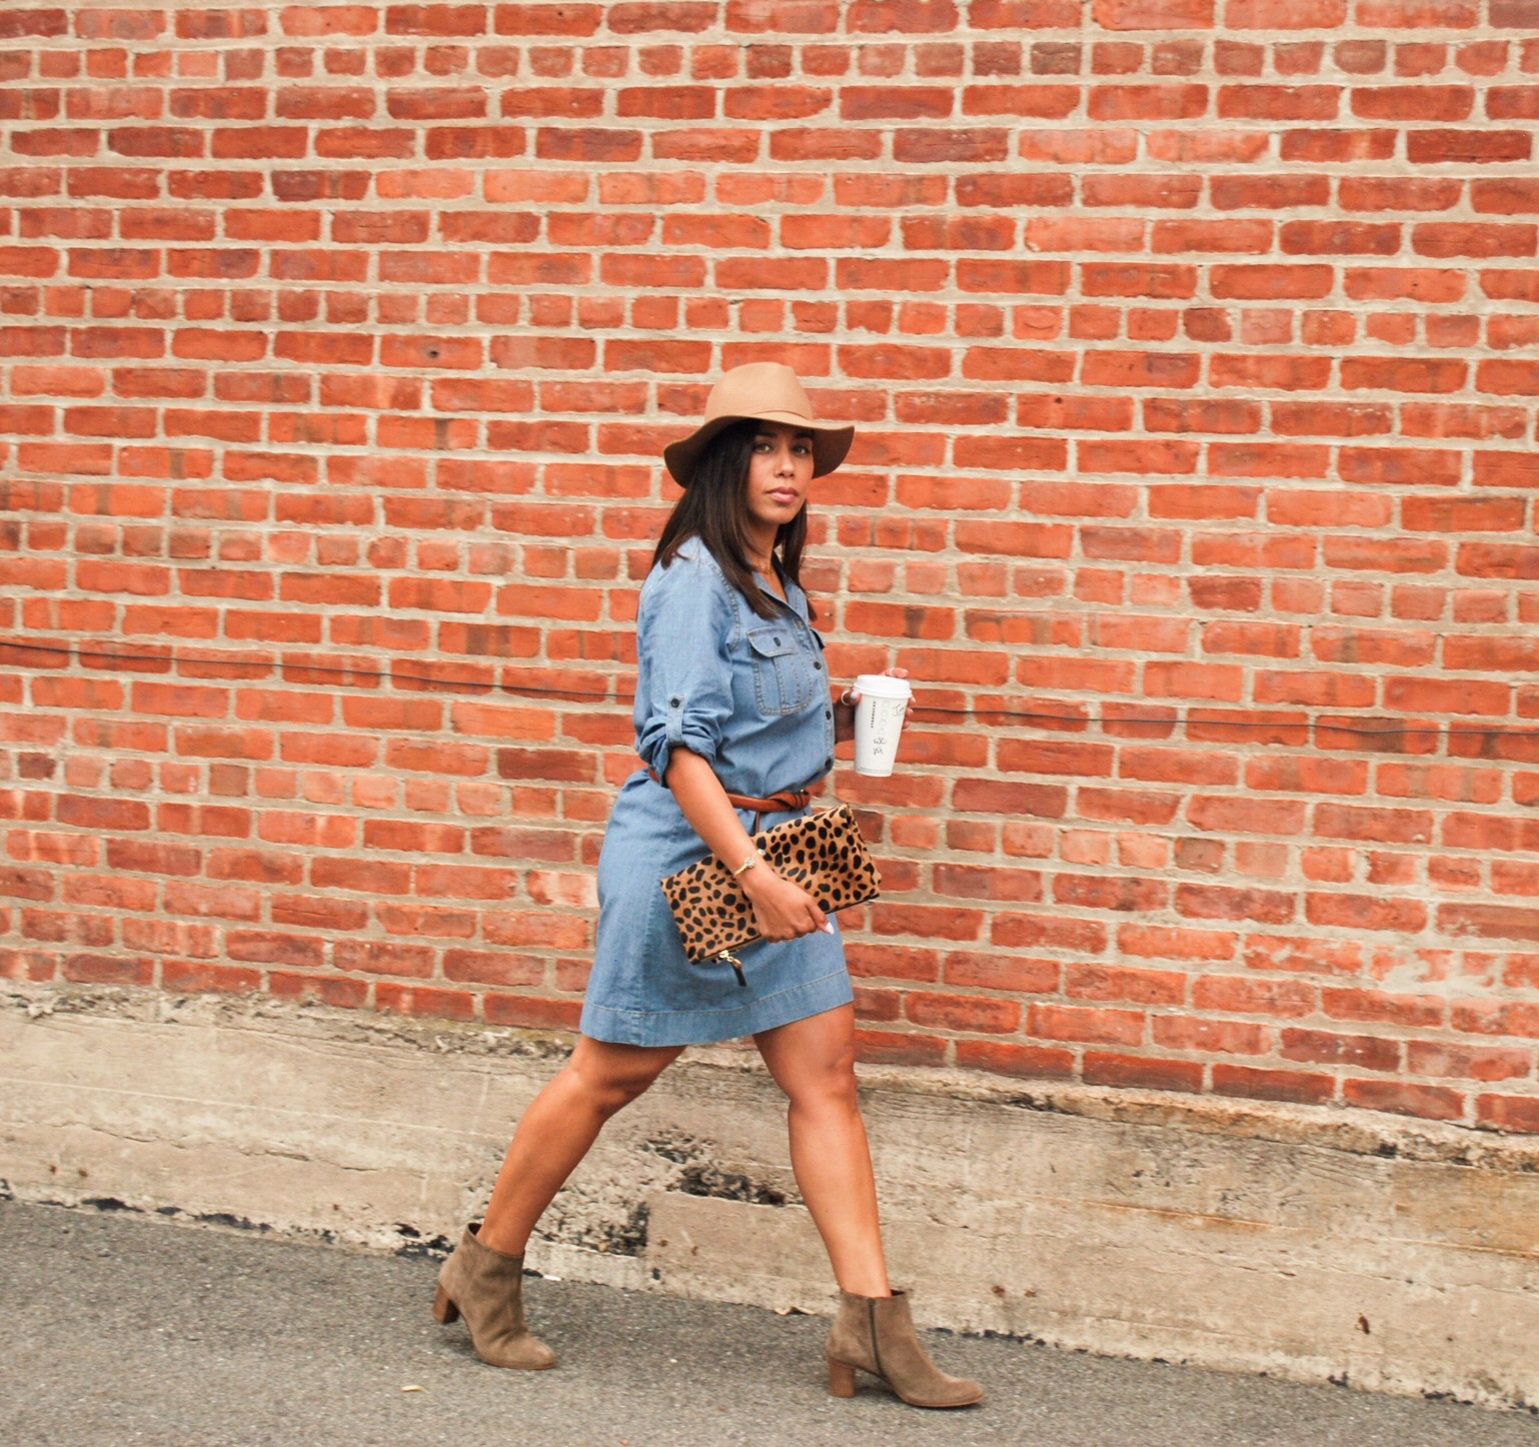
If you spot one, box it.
[433,1223,556,1370]
[826,1288,982,1408]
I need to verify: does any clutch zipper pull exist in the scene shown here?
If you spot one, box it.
[717,950,747,987]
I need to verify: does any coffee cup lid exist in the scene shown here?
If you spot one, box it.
[854,673,912,698]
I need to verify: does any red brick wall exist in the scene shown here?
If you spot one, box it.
[3,3,1539,1131]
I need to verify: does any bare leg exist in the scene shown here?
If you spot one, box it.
[754,1004,890,1298]
[475,1034,683,1257]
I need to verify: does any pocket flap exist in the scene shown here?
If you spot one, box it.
[747,627,796,659]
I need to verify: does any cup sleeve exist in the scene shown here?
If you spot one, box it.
[634,562,735,779]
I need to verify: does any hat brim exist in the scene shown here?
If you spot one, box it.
[663,411,854,488]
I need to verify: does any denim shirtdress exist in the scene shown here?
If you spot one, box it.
[579,537,854,1046]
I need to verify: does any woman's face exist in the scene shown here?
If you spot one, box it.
[743,420,815,540]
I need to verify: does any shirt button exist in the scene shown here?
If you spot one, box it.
[824,707,832,720]
[813,659,823,670]
[774,636,782,646]
[669,696,681,707]
[824,756,833,769]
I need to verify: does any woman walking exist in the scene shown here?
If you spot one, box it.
[433,363,981,1409]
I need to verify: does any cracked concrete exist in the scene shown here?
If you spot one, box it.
[4,984,1539,1410]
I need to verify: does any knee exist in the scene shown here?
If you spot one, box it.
[596,1076,652,1120]
[785,1050,860,1116]
[574,1062,660,1121]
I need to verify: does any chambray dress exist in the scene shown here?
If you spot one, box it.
[579,537,853,1046]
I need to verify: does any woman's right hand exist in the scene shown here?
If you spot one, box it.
[741,864,829,942]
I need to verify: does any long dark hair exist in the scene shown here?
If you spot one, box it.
[652,419,811,621]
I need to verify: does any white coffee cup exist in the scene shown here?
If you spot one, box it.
[852,673,912,777]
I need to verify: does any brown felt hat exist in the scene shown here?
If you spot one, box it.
[663,362,855,487]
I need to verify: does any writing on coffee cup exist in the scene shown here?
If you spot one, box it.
[852,673,912,778]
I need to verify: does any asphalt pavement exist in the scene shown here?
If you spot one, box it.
[2,1197,1535,1447]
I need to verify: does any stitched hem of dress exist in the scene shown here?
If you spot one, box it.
[578,967,853,1047]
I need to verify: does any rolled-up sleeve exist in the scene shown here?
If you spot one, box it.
[634,557,736,778]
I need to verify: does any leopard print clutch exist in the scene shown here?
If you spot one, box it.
[660,804,881,976]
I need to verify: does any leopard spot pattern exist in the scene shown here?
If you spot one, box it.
[660,805,881,965]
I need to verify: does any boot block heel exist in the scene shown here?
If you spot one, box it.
[432,1284,460,1325]
[827,1357,857,1398]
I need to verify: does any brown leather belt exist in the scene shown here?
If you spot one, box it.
[646,767,820,815]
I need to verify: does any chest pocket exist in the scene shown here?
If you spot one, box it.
[747,625,815,717]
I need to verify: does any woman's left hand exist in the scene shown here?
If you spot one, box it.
[833,667,911,744]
